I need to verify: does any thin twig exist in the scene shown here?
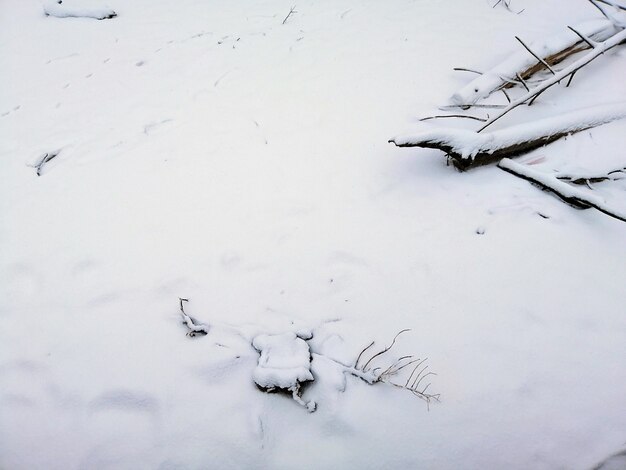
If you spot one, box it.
[516,72,530,92]
[596,0,626,10]
[439,104,506,110]
[515,36,556,75]
[453,67,483,75]
[354,341,375,368]
[361,329,410,372]
[405,358,428,387]
[567,26,597,48]
[420,114,488,122]
[282,5,297,25]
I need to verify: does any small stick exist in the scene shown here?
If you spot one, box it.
[419,114,488,122]
[567,26,597,48]
[354,341,375,368]
[516,73,530,92]
[515,36,556,75]
[453,67,483,75]
[282,5,297,25]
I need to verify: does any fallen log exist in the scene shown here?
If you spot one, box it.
[389,103,626,170]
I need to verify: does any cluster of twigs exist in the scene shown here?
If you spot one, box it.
[353,329,440,406]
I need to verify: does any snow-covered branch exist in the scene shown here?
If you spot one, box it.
[450,19,619,107]
[478,28,626,131]
[390,103,626,169]
[498,158,626,223]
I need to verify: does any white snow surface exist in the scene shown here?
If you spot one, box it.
[2,1,626,469]
[43,0,116,20]
[252,332,314,390]
[392,102,626,159]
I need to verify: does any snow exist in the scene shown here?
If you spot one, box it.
[1,0,626,469]
[43,0,117,20]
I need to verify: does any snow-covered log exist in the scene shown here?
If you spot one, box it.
[44,0,117,20]
[498,158,626,223]
[390,103,626,170]
[451,19,619,107]
[478,27,626,131]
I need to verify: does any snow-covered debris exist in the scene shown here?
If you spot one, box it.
[390,103,626,168]
[179,298,209,336]
[252,332,316,411]
[498,158,626,222]
[43,0,117,20]
[30,150,61,176]
[450,19,619,106]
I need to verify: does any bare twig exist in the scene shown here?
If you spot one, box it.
[282,5,297,25]
[567,25,597,48]
[516,72,530,92]
[453,67,483,75]
[596,0,626,10]
[354,340,375,369]
[515,36,556,75]
[439,104,506,110]
[420,114,488,122]
[361,329,410,372]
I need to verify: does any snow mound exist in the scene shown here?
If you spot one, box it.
[43,0,117,20]
[252,332,314,391]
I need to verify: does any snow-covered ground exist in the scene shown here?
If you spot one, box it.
[1,0,625,468]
